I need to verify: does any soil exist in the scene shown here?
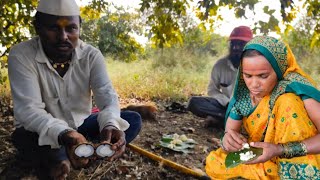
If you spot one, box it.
[0,99,223,180]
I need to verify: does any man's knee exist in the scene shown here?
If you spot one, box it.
[122,111,142,133]
[131,111,142,132]
[11,128,38,151]
[122,111,142,143]
[187,96,202,111]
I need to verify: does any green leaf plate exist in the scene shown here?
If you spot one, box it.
[225,147,263,168]
[161,134,197,144]
[159,134,197,153]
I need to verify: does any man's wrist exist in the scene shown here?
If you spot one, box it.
[58,129,75,145]
[102,125,119,131]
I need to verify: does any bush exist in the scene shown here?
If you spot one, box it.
[0,66,11,117]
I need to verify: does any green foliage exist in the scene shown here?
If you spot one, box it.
[79,6,105,47]
[0,0,37,67]
[97,18,143,62]
[139,0,319,48]
[140,0,189,48]
[197,0,279,34]
[81,6,145,62]
[80,17,100,47]
[282,17,320,87]
[0,67,11,116]
[304,0,320,49]
[182,27,228,57]
[147,28,227,72]
[82,0,109,14]
[196,0,319,48]
[0,64,9,88]
[283,17,315,56]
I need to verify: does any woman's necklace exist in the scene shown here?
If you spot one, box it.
[49,59,71,69]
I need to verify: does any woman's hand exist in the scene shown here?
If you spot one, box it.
[244,142,283,164]
[222,129,247,152]
[60,131,90,169]
[100,126,126,161]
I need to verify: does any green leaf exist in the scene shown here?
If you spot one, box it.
[159,141,193,153]
[225,147,263,169]
[161,137,173,143]
[159,134,197,153]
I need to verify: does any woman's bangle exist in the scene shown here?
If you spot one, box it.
[279,141,308,159]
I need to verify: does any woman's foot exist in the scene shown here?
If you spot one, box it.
[49,160,71,180]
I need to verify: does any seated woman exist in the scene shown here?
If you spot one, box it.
[205,36,320,179]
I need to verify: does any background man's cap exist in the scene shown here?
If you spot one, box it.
[229,26,253,42]
[37,0,80,16]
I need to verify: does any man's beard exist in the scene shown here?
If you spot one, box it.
[229,54,241,68]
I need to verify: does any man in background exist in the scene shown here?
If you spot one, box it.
[187,26,253,129]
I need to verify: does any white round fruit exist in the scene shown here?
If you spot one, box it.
[74,144,94,158]
[96,144,115,158]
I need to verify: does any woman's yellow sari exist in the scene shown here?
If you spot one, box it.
[205,36,320,179]
[206,93,320,179]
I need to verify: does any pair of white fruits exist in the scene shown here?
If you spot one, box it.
[74,143,115,158]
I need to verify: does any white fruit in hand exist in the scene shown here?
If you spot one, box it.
[74,144,94,158]
[96,144,115,158]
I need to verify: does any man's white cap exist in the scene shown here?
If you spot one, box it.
[37,0,80,16]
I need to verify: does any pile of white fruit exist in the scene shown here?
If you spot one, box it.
[167,134,192,149]
[239,143,256,161]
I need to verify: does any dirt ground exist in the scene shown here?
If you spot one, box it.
[0,99,223,180]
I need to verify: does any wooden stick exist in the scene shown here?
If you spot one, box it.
[127,144,209,179]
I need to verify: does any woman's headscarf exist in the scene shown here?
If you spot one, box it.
[226,36,320,121]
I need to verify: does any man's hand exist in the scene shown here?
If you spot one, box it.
[244,142,283,164]
[100,126,126,161]
[60,131,89,169]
